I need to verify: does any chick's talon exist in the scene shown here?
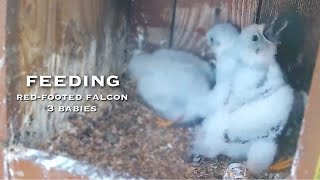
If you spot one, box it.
[269,157,293,172]
[155,117,174,128]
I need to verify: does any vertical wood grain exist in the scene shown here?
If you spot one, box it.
[172,0,259,55]
[293,46,320,179]
[128,0,175,51]
[259,0,320,92]
[0,0,7,143]
[0,0,8,178]
[6,0,129,147]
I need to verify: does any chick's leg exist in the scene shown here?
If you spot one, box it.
[155,116,183,128]
[269,157,293,172]
[155,117,174,128]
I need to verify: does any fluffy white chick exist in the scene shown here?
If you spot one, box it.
[192,24,294,174]
[207,23,239,59]
[226,24,283,111]
[200,23,240,114]
[206,23,239,82]
[129,23,239,125]
[128,49,215,125]
[166,23,240,123]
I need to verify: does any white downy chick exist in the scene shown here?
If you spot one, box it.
[128,49,215,124]
[199,23,240,115]
[192,24,294,174]
[206,23,239,60]
[182,23,240,122]
[206,23,239,84]
[226,24,283,111]
[129,23,238,124]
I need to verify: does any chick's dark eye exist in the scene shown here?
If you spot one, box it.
[210,37,214,42]
[252,35,259,41]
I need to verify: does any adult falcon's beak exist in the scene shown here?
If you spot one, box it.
[263,15,289,44]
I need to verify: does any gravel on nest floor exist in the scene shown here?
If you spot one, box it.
[39,78,291,179]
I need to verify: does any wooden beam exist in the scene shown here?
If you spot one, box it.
[3,146,123,179]
[9,159,84,179]
[172,0,259,55]
[293,45,320,179]
[0,0,7,142]
[0,0,8,178]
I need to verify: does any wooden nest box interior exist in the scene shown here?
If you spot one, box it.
[1,0,320,179]
[6,0,130,146]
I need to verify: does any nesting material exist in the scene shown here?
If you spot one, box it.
[27,76,291,179]
[185,156,290,179]
[38,77,190,178]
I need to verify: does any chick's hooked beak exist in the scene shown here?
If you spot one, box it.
[257,23,272,42]
[258,24,266,34]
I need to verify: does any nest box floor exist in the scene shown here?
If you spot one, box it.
[35,76,290,179]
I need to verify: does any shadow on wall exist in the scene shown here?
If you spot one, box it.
[275,10,308,159]
[276,10,311,92]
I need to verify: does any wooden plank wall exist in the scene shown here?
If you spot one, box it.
[129,0,260,55]
[172,0,259,54]
[5,0,129,147]
[128,0,175,51]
